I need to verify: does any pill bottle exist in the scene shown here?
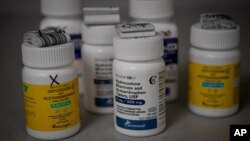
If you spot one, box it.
[22,42,81,140]
[40,0,84,95]
[188,22,241,117]
[113,30,166,136]
[81,24,116,114]
[129,0,178,101]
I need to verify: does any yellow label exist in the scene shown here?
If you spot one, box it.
[188,61,240,109]
[23,78,80,131]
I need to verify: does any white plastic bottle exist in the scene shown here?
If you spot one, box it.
[81,24,116,114]
[22,42,80,140]
[113,26,166,136]
[129,0,178,101]
[189,20,241,117]
[40,0,84,95]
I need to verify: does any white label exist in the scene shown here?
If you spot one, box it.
[94,58,113,107]
[114,70,166,130]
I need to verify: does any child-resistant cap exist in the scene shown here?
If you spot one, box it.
[22,42,75,68]
[129,0,174,19]
[41,0,83,16]
[190,23,240,50]
[82,23,117,45]
[114,33,164,61]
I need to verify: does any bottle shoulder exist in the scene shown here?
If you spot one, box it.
[154,22,177,30]
[83,43,113,49]
[83,44,113,55]
[114,58,165,67]
[189,47,241,64]
[113,58,165,73]
[22,65,77,84]
[22,65,76,75]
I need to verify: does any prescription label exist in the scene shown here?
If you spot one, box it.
[188,61,240,109]
[23,78,80,131]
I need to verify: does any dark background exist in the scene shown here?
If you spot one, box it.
[0,0,250,140]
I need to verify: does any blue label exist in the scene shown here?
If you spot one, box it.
[202,82,224,88]
[94,79,112,84]
[115,96,145,105]
[116,116,157,130]
[163,38,178,65]
[70,34,82,59]
[95,97,113,107]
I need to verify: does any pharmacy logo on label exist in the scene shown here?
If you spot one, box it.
[116,116,157,130]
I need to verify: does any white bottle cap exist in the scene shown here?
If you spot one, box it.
[114,33,164,61]
[129,0,174,19]
[191,23,240,49]
[22,42,75,68]
[82,23,117,45]
[40,0,83,16]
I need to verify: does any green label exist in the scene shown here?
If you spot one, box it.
[51,100,71,108]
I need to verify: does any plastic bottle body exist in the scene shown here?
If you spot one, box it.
[188,47,240,117]
[82,44,114,114]
[113,58,166,136]
[133,19,179,101]
[22,64,80,140]
[40,16,84,95]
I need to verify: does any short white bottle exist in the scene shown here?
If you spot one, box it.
[189,23,241,117]
[129,0,178,101]
[81,24,116,114]
[113,33,166,136]
[22,42,81,140]
[40,0,84,95]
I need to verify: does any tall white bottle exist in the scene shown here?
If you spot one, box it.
[81,24,116,114]
[40,0,84,95]
[129,0,179,101]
